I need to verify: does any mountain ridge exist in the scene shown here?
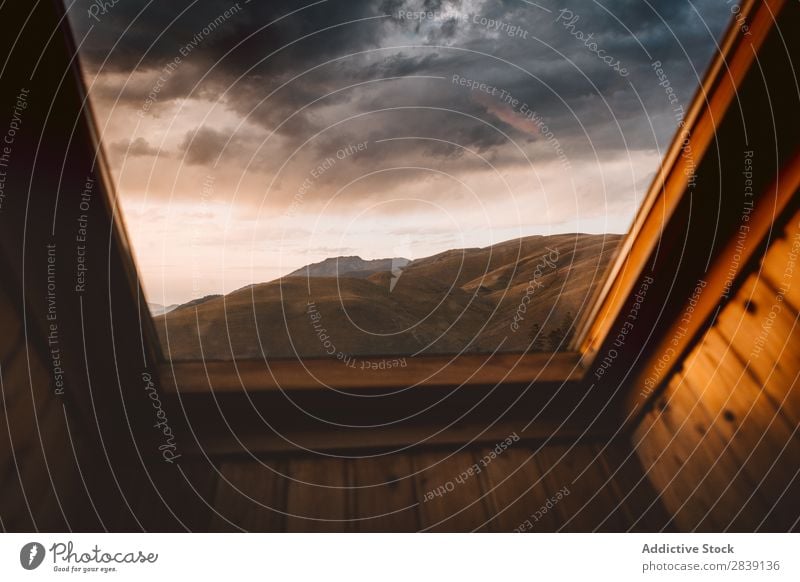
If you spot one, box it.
[155,233,623,359]
[285,256,410,279]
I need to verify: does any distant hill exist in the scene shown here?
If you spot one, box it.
[154,233,623,359]
[285,256,410,279]
[149,294,221,316]
[170,294,222,312]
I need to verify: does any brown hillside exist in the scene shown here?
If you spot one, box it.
[155,233,623,360]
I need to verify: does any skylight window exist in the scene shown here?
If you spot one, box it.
[65,0,730,361]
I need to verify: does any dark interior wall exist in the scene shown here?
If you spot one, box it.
[0,281,100,531]
[631,204,800,531]
[0,0,89,531]
[0,0,201,532]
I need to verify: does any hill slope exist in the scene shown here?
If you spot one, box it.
[155,233,623,359]
[285,256,410,279]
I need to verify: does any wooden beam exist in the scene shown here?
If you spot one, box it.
[161,351,584,394]
[576,0,785,361]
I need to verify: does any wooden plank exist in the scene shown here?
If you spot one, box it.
[536,444,629,532]
[659,360,765,531]
[756,431,800,531]
[350,454,419,532]
[715,275,800,426]
[208,458,286,532]
[595,442,675,532]
[285,457,349,532]
[760,207,800,312]
[413,450,492,532]
[162,352,583,394]
[480,447,562,532]
[179,414,611,456]
[632,403,714,532]
[692,334,800,520]
[584,443,645,531]
[682,329,800,530]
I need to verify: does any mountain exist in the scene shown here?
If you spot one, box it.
[148,302,179,316]
[169,294,222,312]
[154,233,623,360]
[285,256,410,279]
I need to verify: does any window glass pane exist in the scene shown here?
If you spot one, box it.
[65,0,730,360]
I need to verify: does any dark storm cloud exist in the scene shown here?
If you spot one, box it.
[180,126,231,165]
[69,0,388,73]
[67,0,732,200]
[110,136,161,157]
[179,126,268,166]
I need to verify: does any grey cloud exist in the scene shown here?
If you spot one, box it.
[179,126,265,166]
[69,0,732,207]
[109,136,162,157]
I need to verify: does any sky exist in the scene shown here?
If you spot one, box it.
[65,0,730,305]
